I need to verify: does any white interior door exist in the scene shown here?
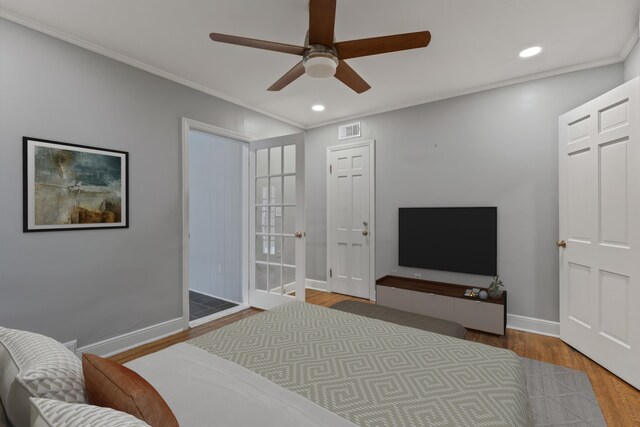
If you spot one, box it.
[559,77,640,389]
[250,133,305,309]
[328,142,374,299]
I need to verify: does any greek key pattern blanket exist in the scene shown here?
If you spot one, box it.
[189,302,531,427]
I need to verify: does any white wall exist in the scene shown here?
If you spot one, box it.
[188,130,243,302]
[0,18,299,347]
[305,64,624,322]
[625,39,640,81]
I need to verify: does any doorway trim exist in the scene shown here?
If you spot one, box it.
[181,117,254,329]
[326,140,376,301]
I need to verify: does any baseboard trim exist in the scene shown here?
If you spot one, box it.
[507,314,560,338]
[189,304,249,328]
[282,282,296,295]
[76,317,184,358]
[268,282,297,296]
[305,279,328,292]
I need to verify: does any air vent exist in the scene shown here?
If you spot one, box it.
[338,122,361,140]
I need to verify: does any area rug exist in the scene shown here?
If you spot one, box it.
[523,357,605,427]
[329,301,606,426]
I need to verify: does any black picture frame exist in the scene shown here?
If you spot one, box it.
[23,137,129,232]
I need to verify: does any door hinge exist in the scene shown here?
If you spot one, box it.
[329,164,332,174]
[329,268,332,278]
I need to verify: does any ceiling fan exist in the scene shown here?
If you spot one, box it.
[209,0,431,94]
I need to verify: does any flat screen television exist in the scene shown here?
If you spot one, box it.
[399,207,497,276]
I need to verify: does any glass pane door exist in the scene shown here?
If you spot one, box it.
[250,134,304,309]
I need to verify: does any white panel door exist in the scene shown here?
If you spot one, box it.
[559,77,640,389]
[328,143,372,299]
[250,133,305,309]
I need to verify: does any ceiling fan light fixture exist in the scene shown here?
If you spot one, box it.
[209,0,431,93]
[303,55,339,78]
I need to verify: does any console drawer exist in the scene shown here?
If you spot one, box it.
[376,286,412,311]
[454,298,504,335]
[411,292,456,322]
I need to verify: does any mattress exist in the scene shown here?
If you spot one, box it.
[188,302,532,426]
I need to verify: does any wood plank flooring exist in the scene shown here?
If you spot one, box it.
[110,308,262,364]
[111,289,640,426]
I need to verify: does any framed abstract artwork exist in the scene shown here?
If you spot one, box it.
[23,137,129,232]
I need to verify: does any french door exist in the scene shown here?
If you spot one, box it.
[559,77,640,389]
[249,133,305,309]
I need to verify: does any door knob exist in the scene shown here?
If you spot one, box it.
[294,231,304,239]
[362,230,369,236]
[557,239,566,248]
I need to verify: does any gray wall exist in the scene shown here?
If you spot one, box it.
[0,19,299,346]
[625,39,640,81]
[188,130,243,303]
[305,64,624,322]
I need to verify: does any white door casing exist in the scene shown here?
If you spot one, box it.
[559,77,640,389]
[327,141,375,300]
[250,133,305,309]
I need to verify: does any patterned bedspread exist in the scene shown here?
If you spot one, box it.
[188,302,532,427]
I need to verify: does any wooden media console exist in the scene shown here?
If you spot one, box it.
[376,275,507,335]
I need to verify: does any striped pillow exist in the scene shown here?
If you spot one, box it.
[30,398,150,427]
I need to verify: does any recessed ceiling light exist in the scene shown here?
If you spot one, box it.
[519,46,542,58]
[312,104,325,112]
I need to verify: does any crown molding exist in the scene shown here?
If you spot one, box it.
[619,26,639,60]
[306,55,626,129]
[2,9,635,131]
[0,9,304,130]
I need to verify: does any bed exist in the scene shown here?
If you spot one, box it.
[126,302,532,426]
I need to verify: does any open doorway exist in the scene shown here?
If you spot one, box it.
[182,118,250,327]
[188,129,242,321]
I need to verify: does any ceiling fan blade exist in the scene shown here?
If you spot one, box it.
[267,61,306,91]
[335,31,431,59]
[334,61,371,94]
[210,33,305,56]
[308,0,336,46]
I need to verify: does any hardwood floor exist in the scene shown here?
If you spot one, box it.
[112,289,640,426]
[110,308,262,364]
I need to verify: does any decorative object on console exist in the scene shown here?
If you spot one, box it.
[82,354,179,427]
[0,327,86,427]
[23,137,128,232]
[488,275,504,299]
[479,290,488,300]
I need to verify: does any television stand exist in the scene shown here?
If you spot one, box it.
[376,275,506,335]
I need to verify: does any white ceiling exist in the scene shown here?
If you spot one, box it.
[1,0,638,128]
